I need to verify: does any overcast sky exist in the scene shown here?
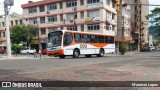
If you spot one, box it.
[0,0,160,15]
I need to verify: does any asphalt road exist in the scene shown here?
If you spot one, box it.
[0,50,160,90]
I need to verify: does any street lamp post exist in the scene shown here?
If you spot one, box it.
[4,0,14,58]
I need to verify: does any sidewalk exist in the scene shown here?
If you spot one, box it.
[0,50,140,60]
[0,54,53,60]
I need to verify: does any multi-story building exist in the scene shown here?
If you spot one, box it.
[116,0,133,51]
[130,0,142,50]
[0,12,23,50]
[141,0,149,46]
[21,0,117,49]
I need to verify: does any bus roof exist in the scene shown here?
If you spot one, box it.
[60,30,115,37]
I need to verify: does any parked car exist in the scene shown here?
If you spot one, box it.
[0,49,6,54]
[140,47,150,52]
[20,48,36,54]
[149,46,156,50]
[41,49,47,55]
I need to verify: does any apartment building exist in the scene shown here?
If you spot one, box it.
[116,0,133,51]
[21,0,117,49]
[0,13,23,50]
[141,0,149,46]
[130,0,142,50]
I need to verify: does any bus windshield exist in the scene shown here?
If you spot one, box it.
[47,31,63,48]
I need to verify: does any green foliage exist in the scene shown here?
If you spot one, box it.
[148,7,160,40]
[155,40,160,46]
[10,24,37,45]
[11,44,23,54]
[119,43,127,55]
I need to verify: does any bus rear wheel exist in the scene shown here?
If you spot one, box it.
[73,49,80,58]
[97,49,104,57]
[59,55,65,59]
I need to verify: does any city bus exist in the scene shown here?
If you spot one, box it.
[47,30,115,58]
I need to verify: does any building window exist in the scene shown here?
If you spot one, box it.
[48,28,58,33]
[15,20,18,25]
[48,16,57,22]
[41,28,46,35]
[11,21,13,26]
[67,26,77,31]
[81,25,84,31]
[87,24,100,30]
[80,12,84,19]
[66,13,77,20]
[66,0,77,7]
[29,18,37,24]
[106,0,110,5]
[112,25,115,31]
[87,10,100,18]
[112,14,115,20]
[3,32,5,37]
[80,0,84,5]
[40,17,45,23]
[28,7,37,13]
[60,2,63,9]
[112,1,115,8]
[2,22,5,27]
[106,25,110,30]
[39,5,45,12]
[20,19,23,24]
[87,0,99,4]
[60,15,63,21]
[47,3,57,10]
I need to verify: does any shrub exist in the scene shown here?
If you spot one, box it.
[119,43,127,55]
[11,44,23,54]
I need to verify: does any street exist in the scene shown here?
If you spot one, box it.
[0,50,160,90]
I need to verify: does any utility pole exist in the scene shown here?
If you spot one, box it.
[122,16,125,44]
[4,0,14,58]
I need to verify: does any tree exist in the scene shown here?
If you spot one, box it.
[119,43,127,55]
[148,7,160,40]
[10,24,37,46]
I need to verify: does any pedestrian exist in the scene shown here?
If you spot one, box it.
[39,48,42,59]
[33,48,37,58]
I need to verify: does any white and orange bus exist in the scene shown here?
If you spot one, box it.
[47,30,115,58]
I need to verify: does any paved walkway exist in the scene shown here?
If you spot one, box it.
[0,50,141,60]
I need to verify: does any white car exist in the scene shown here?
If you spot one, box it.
[20,48,36,54]
[150,46,155,50]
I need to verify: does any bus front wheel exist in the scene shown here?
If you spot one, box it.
[59,55,65,59]
[97,49,104,57]
[73,49,80,58]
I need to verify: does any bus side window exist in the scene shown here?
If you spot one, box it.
[109,37,114,44]
[90,35,97,43]
[64,32,73,46]
[74,33,82,43]
[105,36,109,43]
[82,34,89,43]
[98,35,105,43]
